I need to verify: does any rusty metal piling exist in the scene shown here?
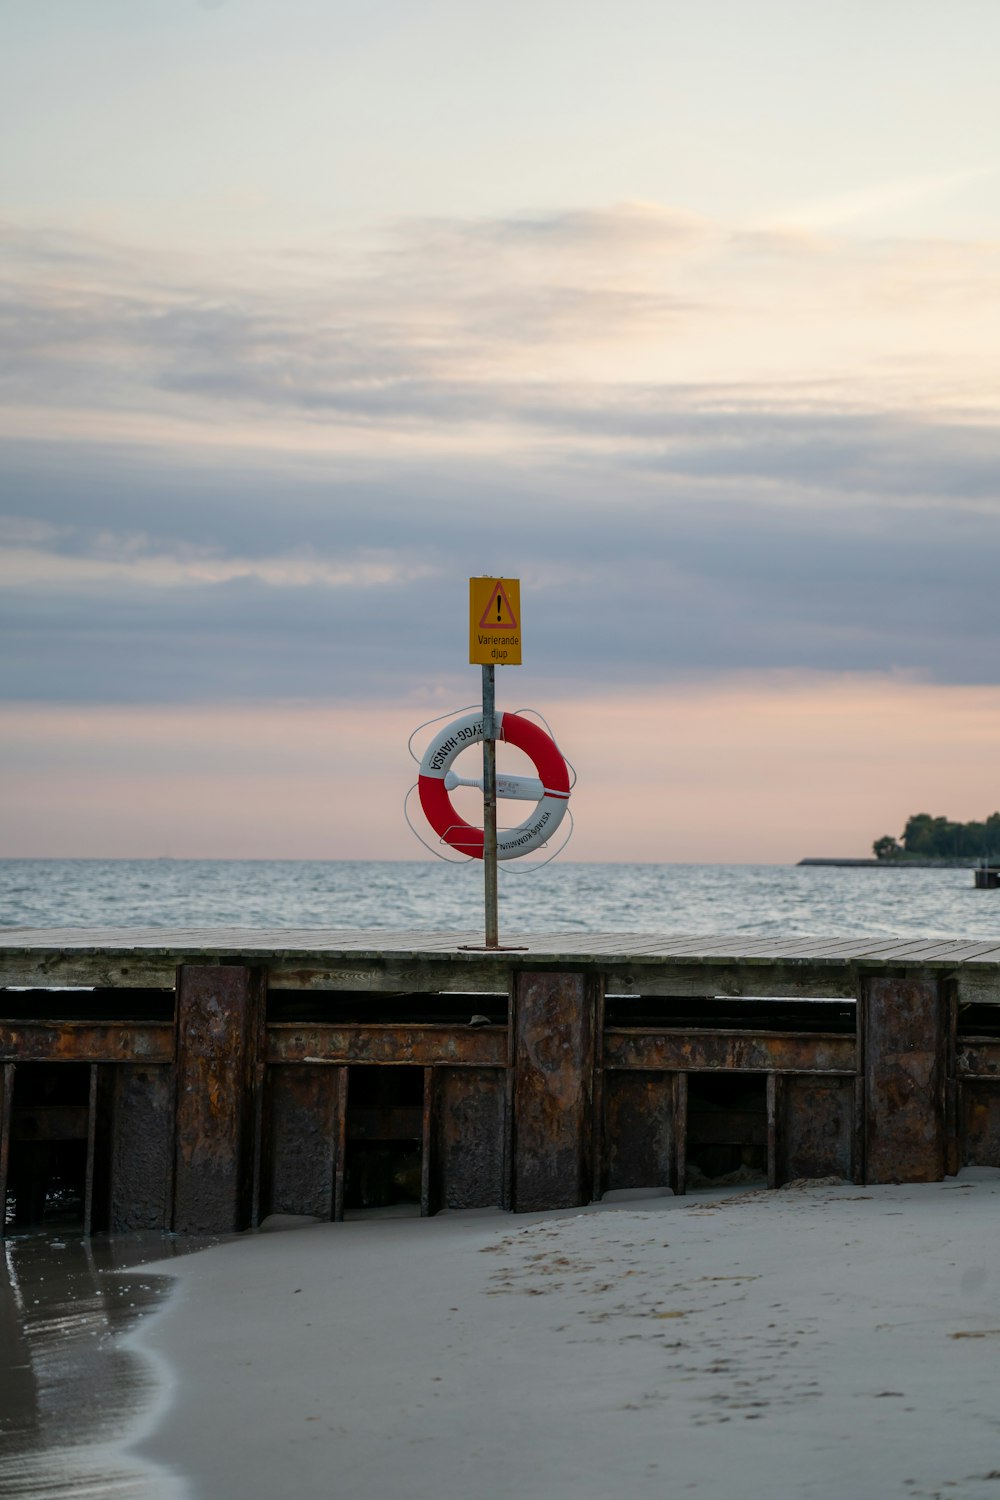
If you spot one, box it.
[1,931,1000,1233]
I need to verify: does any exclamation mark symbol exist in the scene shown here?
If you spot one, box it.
[497,594,503,623]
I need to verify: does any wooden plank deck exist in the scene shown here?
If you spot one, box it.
[5,924,1000,960]
[3,927,1000,1009]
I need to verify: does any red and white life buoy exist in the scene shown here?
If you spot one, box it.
[417,711,571,860]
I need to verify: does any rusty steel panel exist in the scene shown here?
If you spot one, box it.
[0,1022,174,1065]
[265,1065,340,1220]
[603,1029,856,1075]
[512,972,595,1212]
[960,1081,1000,1168]
[433,1068,505,1210]
[779,1075,854,1183]
[955,1041,1000,1077]
[602,1071,673,1194]
[864,976,946,1184]
[173,965,265,1235]
[109,1065,174,1232]
[266,1023,506,1068]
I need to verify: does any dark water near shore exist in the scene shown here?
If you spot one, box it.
[0,1232,216,1499]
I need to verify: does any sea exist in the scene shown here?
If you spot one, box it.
[3,856,1000,939]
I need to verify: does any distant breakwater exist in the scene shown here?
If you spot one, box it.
[798,857,980,868]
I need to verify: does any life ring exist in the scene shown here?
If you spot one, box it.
[417,711,571,860]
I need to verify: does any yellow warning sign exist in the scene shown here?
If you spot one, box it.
[469,576,522,665]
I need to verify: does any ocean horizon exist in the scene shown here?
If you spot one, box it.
[3,856,1000,940]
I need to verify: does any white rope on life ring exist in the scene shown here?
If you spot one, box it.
[417,710,571,860]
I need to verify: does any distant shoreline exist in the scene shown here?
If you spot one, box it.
[798,857,980,868]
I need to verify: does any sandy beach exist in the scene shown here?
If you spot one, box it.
[124,1172,1000,1500]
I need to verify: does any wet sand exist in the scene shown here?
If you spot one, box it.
[129,1171,1000,1500]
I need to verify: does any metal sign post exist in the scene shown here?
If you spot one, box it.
[413,579,569,951]
[469,577,521,950]
[481,663,499,948]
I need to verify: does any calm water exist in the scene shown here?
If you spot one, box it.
[2,857,1000,939]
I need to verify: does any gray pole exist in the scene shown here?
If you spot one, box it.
[482,663,499,947]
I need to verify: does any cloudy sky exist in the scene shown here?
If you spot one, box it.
[4,0,1000,862]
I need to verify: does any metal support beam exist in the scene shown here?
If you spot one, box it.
[83,1063,98,1236]
[671,1072,687,1196]
[173,964,266,1234]
[864,976,946,1184]
[512,972,596,1211]
[482,664,499,948]
[333,1066,349,1223]
[0,1063,13,1237]
[591,981,606,1203]
[766,1072,779,1190]
[420,1066,435,1217]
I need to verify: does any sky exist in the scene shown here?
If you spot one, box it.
[3,0,1000,863]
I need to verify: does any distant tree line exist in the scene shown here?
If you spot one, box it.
[873,812,1000,861]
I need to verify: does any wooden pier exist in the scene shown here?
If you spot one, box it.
[3,929,1000,1234]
